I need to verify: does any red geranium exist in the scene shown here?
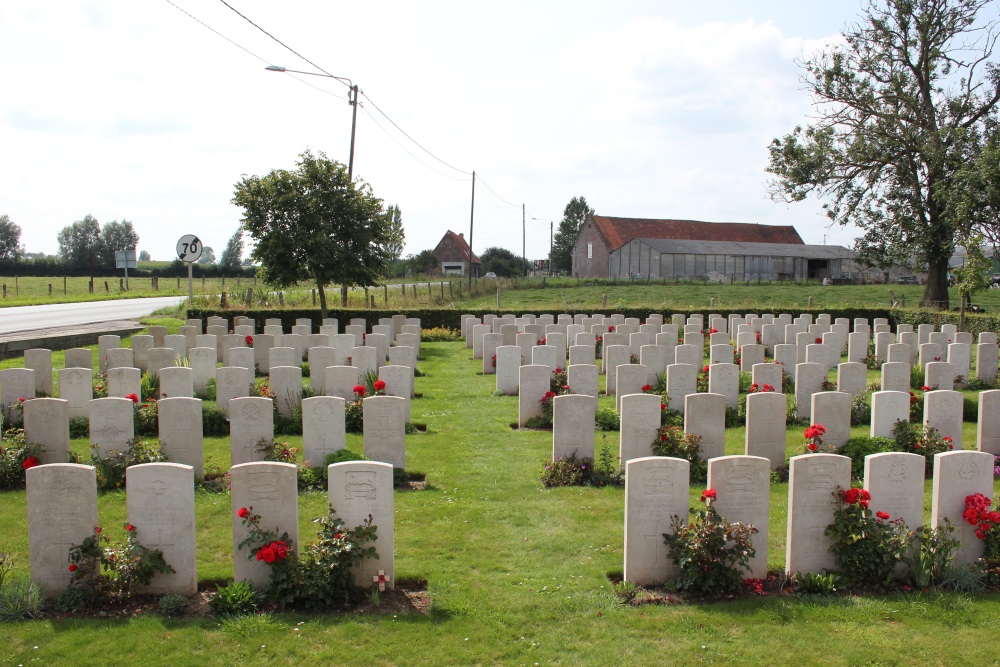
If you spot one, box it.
[22,456,40,470]
[373,379,386,392]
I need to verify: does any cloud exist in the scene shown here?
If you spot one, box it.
[4,109,90,134]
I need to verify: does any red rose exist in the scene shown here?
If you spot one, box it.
[95,526,102,534]
[245,335,254,346]
[943,436,953,442]
[555,367,562,373]
[68,563,78,572]
[373,379,386,391]
[237,507,249,519]
[125,523,135,532]
[272,540,288,560]
[353,385,367,397]
[710,328,718,334]
[703,365,709,373]
[963,508,980,525]
[126,393,139,403]
[876,511,890,520]
[700,488,717,502]
[256,545,275,563]
[921,385,931,391]
[22,456,40,470]
[807,443,818,451]
[660,403,667,410]
[641,384,652,392]
[843,488,860,505]
[815,337,822,344]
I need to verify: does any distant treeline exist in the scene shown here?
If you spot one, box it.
[0,256,256,278]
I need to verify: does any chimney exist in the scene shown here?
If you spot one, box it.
[458,233,464,238]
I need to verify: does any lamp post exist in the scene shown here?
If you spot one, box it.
[265,65,359,180]
[532,218,554,276]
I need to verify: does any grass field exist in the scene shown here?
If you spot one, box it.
[7,273,1000,314]
[2,318,1000,665]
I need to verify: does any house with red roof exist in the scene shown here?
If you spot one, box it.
[572,215,855,281]
[432,230,481,277]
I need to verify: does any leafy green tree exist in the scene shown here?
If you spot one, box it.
[551,196,595,274]
[57,215,103,269]
[480,246,529,278]
[98,220,139,267]
[232,149,391,319]
[138,250,151,262]
[219,229,244,273]
[952,234,991,327]
[767,0,1000,310]
[0,214,23,263]
[196,246,216,264]
[383,204,405,264]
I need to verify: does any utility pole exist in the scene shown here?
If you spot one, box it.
[522,204,526,277]
[347,84,359,181]
[468,171,476,288]
[549,220,553,277]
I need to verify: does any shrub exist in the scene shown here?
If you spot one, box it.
[794,572,838,595]
[850,393,871,425]
[88,439,167,491]
[963,395,979,422]
[0,577,45,621]
[421,326,461,342]
[235,504,380,609]
[158,594,190,618]
[651,425,706,482]
[208,580,262,618]
[0,430,43,490]
[92,372,108,399]
[202,378,217,402]
[540,453,592,487]
[825,487,909,591]
[202,402,229,436]
[63,524,174,608]
[839,436,894,480]
[663,489,757,598]
[903,522,959,589]
[892,422,951,477]
[140,372,159,401]
[133,399,159,436]
[595,408,620,431]
[69,417,89,439]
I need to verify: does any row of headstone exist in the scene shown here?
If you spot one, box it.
[623,449,994,585]
[26,459,394,597]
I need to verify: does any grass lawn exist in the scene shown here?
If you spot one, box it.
[2,326,1000,665]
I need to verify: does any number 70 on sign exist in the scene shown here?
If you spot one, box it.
[176,234,203,263]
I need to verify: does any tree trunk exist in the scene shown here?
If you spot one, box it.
[316,279,328,321]
[341,284,348,307]
[920,256,950,310]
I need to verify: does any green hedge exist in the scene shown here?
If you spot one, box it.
[890,308,1000,339]
[186,306,907,332]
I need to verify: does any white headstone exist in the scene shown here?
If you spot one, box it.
[363,395,406,468]
[623,456,689,585]
[302,396,346,465]
[707,455,770,578]
[157,398,204,479]
[229,397,274,465]
[328,460,395,588]
[931,451,995,565]
[785,453,851,575]
[230,462,299,589]
[23,397,70,463]
[745,391,787,469]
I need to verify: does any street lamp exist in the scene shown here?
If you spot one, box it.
[265,65,359,180]
[532,217,554,276]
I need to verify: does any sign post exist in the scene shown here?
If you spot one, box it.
[176,234,203,303]
[115,249,137,291]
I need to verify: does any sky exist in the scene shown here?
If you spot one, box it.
[1,1,869,265]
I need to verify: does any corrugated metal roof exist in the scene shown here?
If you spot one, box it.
[632,238,854,259]
[591,215,804,250]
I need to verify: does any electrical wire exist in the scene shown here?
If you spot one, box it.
[215,0,342,83]
[163,0,269,63]
[360,91,472,176]
[360,107,468,182]
[476,174,521,209]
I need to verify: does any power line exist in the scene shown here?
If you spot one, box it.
[360,91,471,176]
[163,0,269,63]
[359,106,467,182]
[215,0,341,83]
[476,174,520,209]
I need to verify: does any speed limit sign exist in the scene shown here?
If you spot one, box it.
[176,234,203,263]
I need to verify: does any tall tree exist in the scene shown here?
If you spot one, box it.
[138,250,151,262]
[551,196,595,274]
[232,149,391,319]
[219,229,244,272]
[383,204,405,264]
[480,246,529,277]
[57,214,103,269]
[767,0,1000,309]
[98,220,140,267]
[0,214,23,262]
[196,246,217,264]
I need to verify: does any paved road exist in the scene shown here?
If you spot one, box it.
[0,296,188,335]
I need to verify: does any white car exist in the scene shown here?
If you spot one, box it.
[484,272,498,279]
